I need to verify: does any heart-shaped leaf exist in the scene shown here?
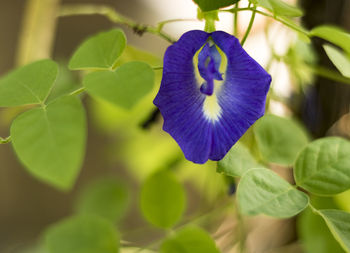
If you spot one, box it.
[69,29,126,70]
[83,61,154,109]
[0,59,58,107]
[10,96,86,190]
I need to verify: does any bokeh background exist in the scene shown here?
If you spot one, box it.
[0,0,349,252]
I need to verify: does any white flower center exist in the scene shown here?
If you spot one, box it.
[202,80,223,122]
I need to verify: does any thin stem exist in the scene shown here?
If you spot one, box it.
[241,5,256,45]
[225,7,252,13]
[255,9,309,36]
[233,2,239,36]
[223,7,310,37]
[157,18,198,31]
[152,66,163,70]
[202,10,218,33]
[308,203,319,214]
[58,4,176,43]
[0,136,11,144]
[69,87,86,96]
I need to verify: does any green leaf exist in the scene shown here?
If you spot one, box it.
[254,114,309,166]
[217,142,258,177]
[45,215,119,253]
[298,197,345,253]
[255,0,303,17]
[310,26,350,54]
[69,29,126,70]
[335,189,350,212]
[323,44,350,78]
[10,96,86,190]
[75,178,130,223]
[294,137,350,196]
[140,170,186,228]
[317,209,350,252]
[83,61,154,109]
[237,168,309,218]
[0,59,58,107]
[160,226,220,253]
[193,0,239,12]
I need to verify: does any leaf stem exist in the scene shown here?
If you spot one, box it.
[308,203,319,214]
[241,5,256,46]
[223,7,310,37]
[255,9,309,36]
[0,136,11,144]
[233,2,239,36]
[157,18,198,31]
[58,4,176,43]
[69,87,86,96]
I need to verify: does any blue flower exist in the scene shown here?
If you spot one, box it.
[154,30,271,164]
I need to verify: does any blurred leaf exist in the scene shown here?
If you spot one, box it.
[0,59,57,107]
[294,137,350,196]
[237,168,309,218]
[334,190,350,212]
[298,197,345,253]
[317,209,350,252]
[75,178,130,223]
[45,215,119,253]
[217,142,259,177]
[140,170,186,228]
[83,62,154,109]
[310,26,350,54]
[119,129,182,181]
[253,0,303,17]
[10,96,86,190]
[160,226,220,253]
[69,29,126,70]
[254,114,309,166]
[284,39,316,87]
[193,0,239,12]
[323,44,350,78]
[19,243,49,253]
[178,160,227,204]
[116,45,161,67]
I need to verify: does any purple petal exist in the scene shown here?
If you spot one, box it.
[207,31,271,160]
[154,30,271,164]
